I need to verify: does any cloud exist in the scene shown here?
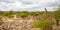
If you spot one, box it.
[0,0,60,11]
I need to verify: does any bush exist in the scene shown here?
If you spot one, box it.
[3,11,15,18]
[19,13,29,18]
[32,20,53,30]
[53,9,60,19]
[29,12,41,16]
[4,11,14,16]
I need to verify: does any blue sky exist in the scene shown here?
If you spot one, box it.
[0,0,60,11]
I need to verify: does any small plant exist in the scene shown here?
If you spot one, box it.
[3,11,15,18]
[19,13,29,18]
[32,20,53,30]
[29,12,41,16]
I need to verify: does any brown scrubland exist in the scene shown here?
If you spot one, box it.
[0,8,60,30]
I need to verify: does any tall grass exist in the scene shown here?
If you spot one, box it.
[32,20,53,30]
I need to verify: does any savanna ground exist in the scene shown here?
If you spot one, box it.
[0,8,60,30]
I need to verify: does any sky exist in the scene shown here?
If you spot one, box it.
[0,0,60,11]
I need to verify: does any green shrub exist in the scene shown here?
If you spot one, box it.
[32,20,53,30]
[2,11,15,18]
[4,11,14,16]
[29,12,41,16]
[53,8,60,19]
[19,13,29,18]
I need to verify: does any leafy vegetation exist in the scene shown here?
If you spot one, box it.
[53,8,60,19]
[32,20,53,30]
[29,12,41,16]
[0,9,60,18]
[19,12,29,18]
[0,8,60,30]
[0,11,42,18]
[31,8,60,30]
